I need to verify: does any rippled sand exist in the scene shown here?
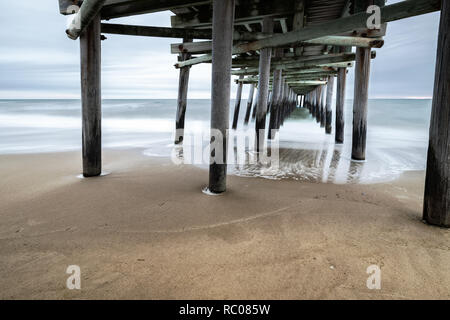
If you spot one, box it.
[0,149,448,299]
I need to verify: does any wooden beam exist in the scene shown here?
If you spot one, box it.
[101,23,212,39]
[180,50,371,69]
[101,0,211,19]
[232,66,334,76]
[423,0,450,228]
[174,0,440,66]
[304,36,384,48]
[67,0,107,40]
[171,35,384,54]
[292,0,305,56]
[101,23,267,41]
[80,14,102,177]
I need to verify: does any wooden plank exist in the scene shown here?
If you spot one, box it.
[352,47,371,161]
[101,23,212,39]
[208,0,235,194]
[171,35,383,54]
[231,66,333,76]
[80,14,102,177]
[171,41,213,54]
[305,36,384,48]
[101,23,266,41]
[101,0,211,19]
[423,0,450,228]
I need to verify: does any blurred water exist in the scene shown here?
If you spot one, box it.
[0,98,431,183]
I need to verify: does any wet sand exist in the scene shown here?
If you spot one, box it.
[0,149,449,299]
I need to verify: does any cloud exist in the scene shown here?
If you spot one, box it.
[0,2,441,99]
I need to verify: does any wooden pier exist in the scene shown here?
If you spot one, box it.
[58,0,447,227]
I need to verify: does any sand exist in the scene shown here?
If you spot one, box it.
[0,149,449,300]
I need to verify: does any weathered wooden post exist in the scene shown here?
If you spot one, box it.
[175,38,192,144]
[268,49,283,139]
[314,87,320,120]
[232,75,244,129]
[325,76,334,134]
[243,83,255,125]
[315,85,323,124]
[80,14,101,177]
[352,47,371,161]
[251,91,258,120]
[320,85,326,128]
[423,0,450,228]
[281,84,290,126]
[277,79,287,129]
[336,67,347,144]
[267,90,272,113]
[255,17,274,152]
[307,92,311,112]
[208,0,235,193]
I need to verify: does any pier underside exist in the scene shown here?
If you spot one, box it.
[58,0,448,227]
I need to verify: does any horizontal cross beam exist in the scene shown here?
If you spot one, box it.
[171,36,384,54]
[100,23,267,41]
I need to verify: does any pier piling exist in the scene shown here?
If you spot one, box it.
[80,14,102,177]
[232,75,244,130]
[208,0,235,193]
[352,47,371,161]
[325,76,334,134]
[335,67,347,144]
[255,17,273,153]
[423,0,450,228]
[243,83,255,125]
[268,50,283,140]
[175,38,192,144]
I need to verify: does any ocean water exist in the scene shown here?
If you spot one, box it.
[0,99,431,184]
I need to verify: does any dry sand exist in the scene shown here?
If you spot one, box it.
[0,149,449,299]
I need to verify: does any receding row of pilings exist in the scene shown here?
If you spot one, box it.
[302,48,371,163]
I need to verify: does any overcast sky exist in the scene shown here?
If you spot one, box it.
[0,1,441,99]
